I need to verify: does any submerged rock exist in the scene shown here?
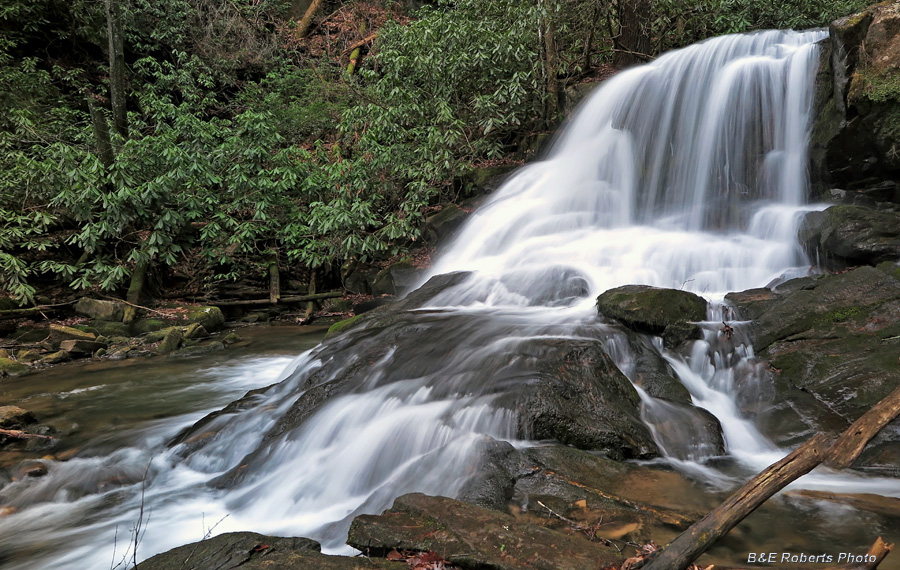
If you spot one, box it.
[139,532,401,570]
[596,285,707,335]
[348,493,623,570]
[0,406,36,428]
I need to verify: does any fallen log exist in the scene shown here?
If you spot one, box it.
[0,301,74,321]
[0,429,54,441]
[642,384,900,570]
[212,291,342,307]
[342,32,378,56]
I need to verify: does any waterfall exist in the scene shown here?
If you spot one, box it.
[7,29,890,570]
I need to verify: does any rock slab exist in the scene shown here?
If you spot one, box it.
[348,493,623,570]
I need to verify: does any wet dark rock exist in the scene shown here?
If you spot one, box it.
[139,531,399,570]
[799,205,900,267]
[371,259,421,297]
[614,327,692,403]
[23,463,48,478]
[660,320,704,350]
[424,203,469,245]
[58,339,107,355]
[0,406,37,428]
[459,164,518,197]
[727,266,900,473]
[348,493,623,570]
[597,285,707,335]
[74,298,125,322]
[496,337,657,459]
[459,441,696,532]
[812,3,900,190]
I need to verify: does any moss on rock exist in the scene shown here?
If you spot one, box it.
[325,314,364,338]
[596,285,707,334]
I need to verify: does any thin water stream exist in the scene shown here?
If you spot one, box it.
[2,28,899,570]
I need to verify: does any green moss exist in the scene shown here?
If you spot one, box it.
[820,305,865,324]
[325,314,364,338]
[0,357,31,377]
[853,68,900,103]
[131,318,168,335]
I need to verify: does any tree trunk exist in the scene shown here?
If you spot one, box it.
[123,261,147,324]
[104,0,128,140]
[614,0,651,68]
[304,272,317,321]
[86,92,114,168]
[295,0,324,38]
[268,252,281,304]
[643,383,900,570]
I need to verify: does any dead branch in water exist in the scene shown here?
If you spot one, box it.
[642,384,900,570]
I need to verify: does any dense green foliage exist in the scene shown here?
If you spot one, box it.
[0,0,870,304]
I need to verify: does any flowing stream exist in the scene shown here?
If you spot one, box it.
[2,29,900,569]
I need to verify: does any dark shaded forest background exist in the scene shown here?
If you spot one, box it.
[0,0,866,307]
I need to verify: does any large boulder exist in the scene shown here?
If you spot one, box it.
[596,285,707,335]
[812,1,900,191]
[799,205,900,267]
[74,298,126,322]
[725,266,900,473]
[138,532,403,570]
[348,493,624,570]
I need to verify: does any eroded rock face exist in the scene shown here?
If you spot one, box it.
[813,1,900,190]
[799,204,900,267]
[726,266,900,473]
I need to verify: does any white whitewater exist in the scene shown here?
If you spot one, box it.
[4,29,899,570]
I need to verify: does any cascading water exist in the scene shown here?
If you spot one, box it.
[3,29,898,570]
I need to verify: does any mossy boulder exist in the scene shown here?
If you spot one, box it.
[131,318,169,335]
[596,285,707,335]
[84,320,132,338]
[0,357,31,378]
[40,350,71,365]
[158,328,183,353]
[48,324,95,345]
[172,305,226,332]
[799,205,900,267]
